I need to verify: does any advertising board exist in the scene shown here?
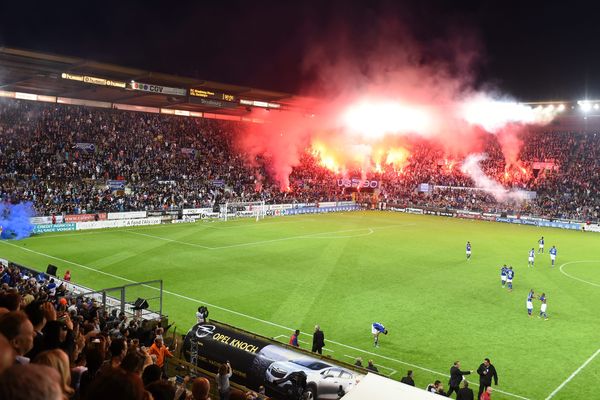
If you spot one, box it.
[107,211,147,220]
[30,215,64,225]
[32,223,76,234]
[182,208,214,216]
[64,213,107,223]
[183,321,364,399]
[76,218,162,230]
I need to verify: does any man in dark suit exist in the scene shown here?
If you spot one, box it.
[456,380,474,400]
[311,325,325,354]
[400,370,415,386]
[448,360,471,397]
[477,358,498,399]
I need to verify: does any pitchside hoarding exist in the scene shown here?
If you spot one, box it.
[183,321,364,399]
[32,223,76,234]
[30,215,64,225]
[64,213,107,223]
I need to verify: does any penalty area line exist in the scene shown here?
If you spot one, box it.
[0,240,528,400]
[123,224,413,251]
[544,348,600,400]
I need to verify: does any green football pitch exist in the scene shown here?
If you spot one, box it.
[1,211,599,399]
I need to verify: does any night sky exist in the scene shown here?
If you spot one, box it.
[1,0,599,101]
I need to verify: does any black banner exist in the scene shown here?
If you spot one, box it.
[183,321,365,398]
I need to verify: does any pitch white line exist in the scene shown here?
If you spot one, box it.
[208,223,415,250]
[123,227,378,251]
[208,227,382,250]
[0,240,528,400]
[124,231,213,249]
[559,260,600,288]
[125,224,411,251]
[297,338,334,353]
[203,218,317,230]
[306,228,374,239]
[545,348,600,399]
[24,216,322,240]
[26,231,117,239]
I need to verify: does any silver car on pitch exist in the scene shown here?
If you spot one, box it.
[266,358,362,400]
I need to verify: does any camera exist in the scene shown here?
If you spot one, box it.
[197,306,209,320]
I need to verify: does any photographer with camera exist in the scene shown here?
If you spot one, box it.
[196,306,209,324]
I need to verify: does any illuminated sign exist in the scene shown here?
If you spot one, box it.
[188,96,238,109]
[61,72,126,88]
[129,82,186,96]
[239,99,281,109]
[61,73,83,82]
[189,88,236,102]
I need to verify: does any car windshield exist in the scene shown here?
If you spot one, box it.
[291,359,331,370]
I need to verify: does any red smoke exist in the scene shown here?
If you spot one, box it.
[232,13,558,190]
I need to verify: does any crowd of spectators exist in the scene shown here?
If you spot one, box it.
[0,261,226,400]
[1,99,599,221]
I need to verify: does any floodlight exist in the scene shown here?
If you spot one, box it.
[579,101,592,112]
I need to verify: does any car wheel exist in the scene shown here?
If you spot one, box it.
[304,384,317,400]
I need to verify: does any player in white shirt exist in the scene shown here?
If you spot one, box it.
[528,248,535,268]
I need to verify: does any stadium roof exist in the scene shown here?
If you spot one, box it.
[0,47,319,117]
[2,47,600,130]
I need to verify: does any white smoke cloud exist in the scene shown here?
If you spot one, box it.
[460,153,529,203]
[460,94,559,133]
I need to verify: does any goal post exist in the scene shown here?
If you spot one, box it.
[220,201,266,221]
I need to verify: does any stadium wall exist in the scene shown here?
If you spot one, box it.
[27,204,598,234]
[389,206,592,232]
[27,203,361,233]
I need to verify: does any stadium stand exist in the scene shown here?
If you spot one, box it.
[1,98,599,221]
[0,260,269,399]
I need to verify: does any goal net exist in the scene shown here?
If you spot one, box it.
[220,201,266,221]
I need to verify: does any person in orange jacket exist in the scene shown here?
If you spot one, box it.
[148,337,174,377]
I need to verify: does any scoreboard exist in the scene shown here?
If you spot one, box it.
[189,88,236,102]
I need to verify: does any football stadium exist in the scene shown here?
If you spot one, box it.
[1,3,600,400]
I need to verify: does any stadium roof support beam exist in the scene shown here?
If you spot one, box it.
[0,77,35,89]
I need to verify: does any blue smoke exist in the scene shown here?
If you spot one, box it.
[0,202,35,240]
